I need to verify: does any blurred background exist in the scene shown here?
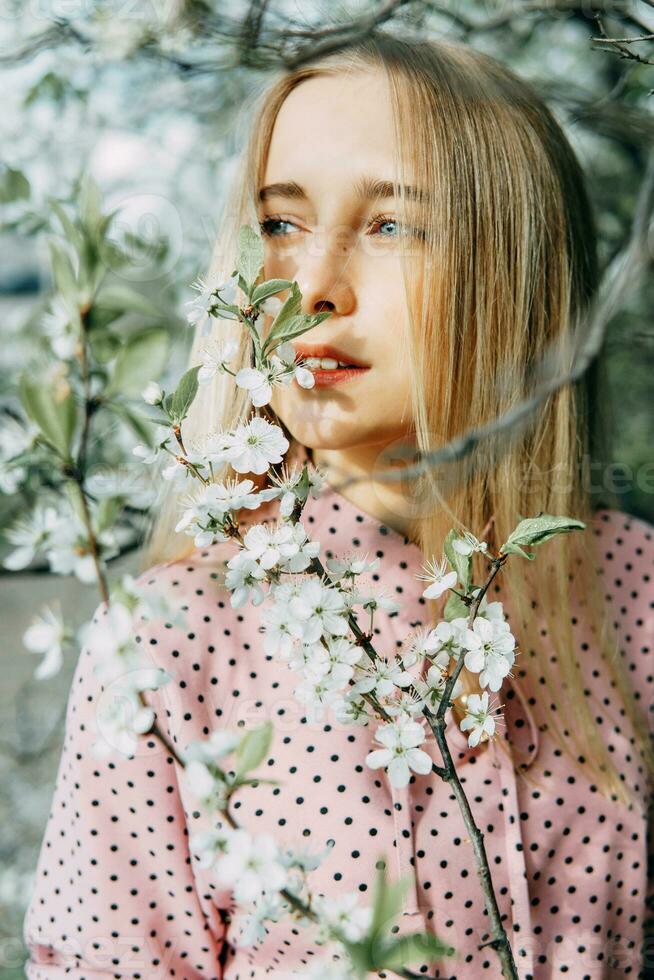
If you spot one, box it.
[0,1,653,975]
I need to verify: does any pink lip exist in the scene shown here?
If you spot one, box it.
[292,343,369,368]
[308,366,370,388]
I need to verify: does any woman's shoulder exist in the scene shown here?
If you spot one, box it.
[135,537,240,599]
[589,506,654,733]
[590,503,654,540]
[117,539,255,679]
[588,504,654,590]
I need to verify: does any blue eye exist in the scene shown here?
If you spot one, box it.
[374,217,399,236]
[259,217,297,237]
[369,214,427,242]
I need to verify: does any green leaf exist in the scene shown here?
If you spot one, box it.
[264,281,301,337]
[87,328,121,363]
[371,863,408,935]
[500,514,586,561]
[19,377,77,459]
[236,225,264,296]
[372,932,453,971]
[443,529,472,592]
[443,590,469,622]
[94,284,161,318]
[170,365,200,422]
[79,172,103,234]
[112,403,156,446]
[49,199,84,252]
[340,863,453,977]
[264,312,332,356]
[96,495,122,529]
[251,278,293,305]
[106,328,170,396]
[234,722,273,780]
[0,164,30,203]
[48,239,78,304]
[162,392,175,417]
[501,541,536,560]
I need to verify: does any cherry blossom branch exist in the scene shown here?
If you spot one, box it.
[302,542,518,978]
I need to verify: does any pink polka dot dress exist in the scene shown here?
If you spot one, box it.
[22,446,654,979]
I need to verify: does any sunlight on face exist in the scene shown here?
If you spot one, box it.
[258,70,424,475]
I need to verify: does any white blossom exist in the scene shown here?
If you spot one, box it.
[422,619,468,664]
[313,892,373,943]
[417,556,458,600]
[142,381,163,405]
[260,461,325,518]
[234,364,276,408]
[132,442,165,465]
[332,689,370,727]
[211,829,288,904]
[175,479,263,548]
[286,579,350,644]
[232,892,286,948]
[260,296,283,317]
[352,658,414,699]
[189,828,231,870]
[240,519,320,573]
[46,517,119,584]
[91,688,156,759]
[459,690,497,747]
[221,417,289,475]
[325,552,380,581]
[275,341,316,390]
[41,295,78,359]
[259,594,300,658]
[414,662,464,712]
[79,603,169,693]
[186,273,238,334]
[22,604,67,679]
[184,759,230,811]
[2,504,60,570]
[382,689,427,719]
[197,337,239,385]
[224,550,268,609]
[294,672,347,722]
[286,642,329,679]
[470,589,506,624]
[365,717,432,789]
[461,617,516,692]
[0,415,35,494]
[354,586,401,616]
[161,449,208,489]
[453,530,489,557]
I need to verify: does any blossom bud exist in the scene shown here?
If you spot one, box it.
[142,382,163,405]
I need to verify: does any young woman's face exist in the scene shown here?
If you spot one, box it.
[259,69,423,476]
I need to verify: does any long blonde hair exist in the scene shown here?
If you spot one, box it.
[141,33,654,809]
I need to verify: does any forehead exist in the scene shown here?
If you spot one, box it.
[263,70,398,189]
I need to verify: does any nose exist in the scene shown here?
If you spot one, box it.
[295,237,356,319]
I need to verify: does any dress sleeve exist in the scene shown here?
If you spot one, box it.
[597,509,654,978]
[22,594,228,979]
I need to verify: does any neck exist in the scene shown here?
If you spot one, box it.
[309,442,421,544]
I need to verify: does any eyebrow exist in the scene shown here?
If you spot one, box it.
[257,174,430,205]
